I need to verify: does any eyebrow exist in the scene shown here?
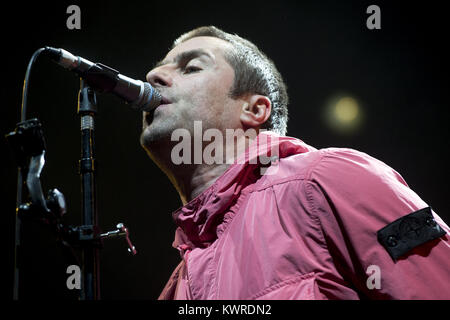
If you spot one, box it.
[154,49,215,69]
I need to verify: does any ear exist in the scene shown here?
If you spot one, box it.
[239,95,271,129]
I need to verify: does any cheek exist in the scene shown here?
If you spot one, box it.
[204,73,234,106]
[183,75,232,113]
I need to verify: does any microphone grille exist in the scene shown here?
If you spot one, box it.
[140,83,161,112]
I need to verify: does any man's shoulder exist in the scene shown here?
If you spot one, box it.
[254,145,407,196]
[262,146,384,181]
[310,147,405,185]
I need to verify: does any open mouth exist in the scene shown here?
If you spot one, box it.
[144,95,172,126]
[159,96,172,107]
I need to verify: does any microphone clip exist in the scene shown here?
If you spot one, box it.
[58,223,137,255]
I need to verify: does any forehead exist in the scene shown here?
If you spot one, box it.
[164,36,233,62]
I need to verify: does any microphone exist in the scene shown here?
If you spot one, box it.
[44,46,161,112]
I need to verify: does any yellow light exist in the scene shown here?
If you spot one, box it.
[334,97,359,124]
[323,94,363,135]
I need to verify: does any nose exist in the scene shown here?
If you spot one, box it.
[146,67,172,88]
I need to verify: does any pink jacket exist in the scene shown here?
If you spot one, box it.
[159,131,450,299]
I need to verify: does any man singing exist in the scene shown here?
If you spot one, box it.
[140,26,450,299]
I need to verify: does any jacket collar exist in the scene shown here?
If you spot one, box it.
[171,131,315,253]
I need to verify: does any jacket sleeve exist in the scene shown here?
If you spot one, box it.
[307,148,450,299]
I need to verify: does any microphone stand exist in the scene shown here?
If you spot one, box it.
[77,79,100,300]
[7,49,139,300]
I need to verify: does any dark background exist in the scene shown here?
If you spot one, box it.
[1,0,448,300]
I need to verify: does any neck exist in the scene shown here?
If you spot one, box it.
[173,162,231,205]
[146,133,256,205]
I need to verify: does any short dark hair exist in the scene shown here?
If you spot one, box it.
[173,26,289,135]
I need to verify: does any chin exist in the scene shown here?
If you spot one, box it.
[140,123,174,150]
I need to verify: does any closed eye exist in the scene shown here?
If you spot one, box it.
[183,66,202,74]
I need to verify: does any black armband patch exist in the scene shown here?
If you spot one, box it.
[377,207,446,262]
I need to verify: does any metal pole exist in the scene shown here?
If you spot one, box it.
[77,79,100,300]
[13,169,23,300]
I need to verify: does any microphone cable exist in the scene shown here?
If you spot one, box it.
[13,47,46,300]
[21,47,46,121]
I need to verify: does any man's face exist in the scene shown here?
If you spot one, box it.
[140,36,242,149]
